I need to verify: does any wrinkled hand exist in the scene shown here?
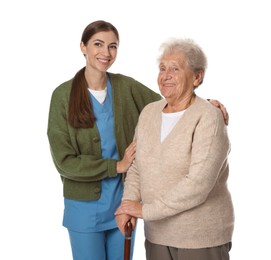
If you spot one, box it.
[208,99,229,125]
[115,213,137,235]
[116,141,136,173]
[115,200,143,218]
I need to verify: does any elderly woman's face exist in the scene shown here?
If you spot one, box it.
[157,53,196,101]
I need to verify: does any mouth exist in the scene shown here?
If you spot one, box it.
[98,58,111,64]
[162,83,174,88]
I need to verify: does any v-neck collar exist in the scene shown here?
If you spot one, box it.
[89,76,112,113]
[155,98,198,144]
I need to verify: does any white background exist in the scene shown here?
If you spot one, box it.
[1,0,270,259]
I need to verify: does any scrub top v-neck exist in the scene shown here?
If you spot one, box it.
[63,76,123,232]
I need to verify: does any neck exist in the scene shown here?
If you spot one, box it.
[84,68,107,90]
[164,93,196,113]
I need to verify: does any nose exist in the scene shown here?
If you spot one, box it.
[101,46,111,56]
[164,69,173,79]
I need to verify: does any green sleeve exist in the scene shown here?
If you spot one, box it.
[47,83,118,183]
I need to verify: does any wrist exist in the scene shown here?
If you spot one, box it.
[116,161,123,173]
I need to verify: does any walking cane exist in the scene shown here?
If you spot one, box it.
[124,220,133,260]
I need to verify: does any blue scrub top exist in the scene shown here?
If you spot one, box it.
[63,76,123,232]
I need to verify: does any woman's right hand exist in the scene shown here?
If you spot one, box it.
[116,141,136,173]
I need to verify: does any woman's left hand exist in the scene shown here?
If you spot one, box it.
[115,200,143,218]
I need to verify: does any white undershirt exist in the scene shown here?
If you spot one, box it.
[161,110,185,142]
[88,87,107,104]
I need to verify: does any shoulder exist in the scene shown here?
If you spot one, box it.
[140,99,166,116]
[52,79,72,95]
[194,97,224,119]
[50,79,73,101]
[108,72,161,101]
[108,72,141,85]
[190,96,226,132]
[144,99,166,110]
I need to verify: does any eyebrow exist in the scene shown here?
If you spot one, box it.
[93,39,118,45]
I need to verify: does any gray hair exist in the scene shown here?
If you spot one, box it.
[157,38,208,73]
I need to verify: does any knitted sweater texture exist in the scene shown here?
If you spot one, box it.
[122,96,234,249]
[47,72,161,200]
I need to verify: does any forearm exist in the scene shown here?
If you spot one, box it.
[48,130,117,181]
[122,162,142,201]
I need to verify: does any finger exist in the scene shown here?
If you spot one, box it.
[115,209,123,215]
[219,106,229,125]
[225,112,229,125]
[209,99,220,107]
[115,206,128,215]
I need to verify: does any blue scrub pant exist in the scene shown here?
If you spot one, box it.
[68,227,135,260]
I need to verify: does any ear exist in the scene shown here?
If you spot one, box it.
[80,41,87,55]
[193,70,205,87]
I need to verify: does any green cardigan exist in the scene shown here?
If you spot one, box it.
[47,72,161,200]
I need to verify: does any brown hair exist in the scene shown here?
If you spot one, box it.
[68,20,119,128]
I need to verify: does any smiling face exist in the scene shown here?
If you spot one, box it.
[158,53,198,106]
[80,31,119,73]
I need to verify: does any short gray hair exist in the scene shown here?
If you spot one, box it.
[157,38,208,73]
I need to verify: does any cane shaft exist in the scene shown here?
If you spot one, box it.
[124,220,133,260]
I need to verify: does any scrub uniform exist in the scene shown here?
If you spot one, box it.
[63,77,135,260]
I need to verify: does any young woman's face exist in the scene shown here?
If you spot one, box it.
[80,31,119,72]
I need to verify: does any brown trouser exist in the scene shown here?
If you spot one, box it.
[145,239,232,260]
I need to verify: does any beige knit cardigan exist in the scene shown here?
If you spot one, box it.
[122,96,234,249]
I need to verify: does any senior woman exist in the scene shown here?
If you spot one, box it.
[115,38,234,260]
